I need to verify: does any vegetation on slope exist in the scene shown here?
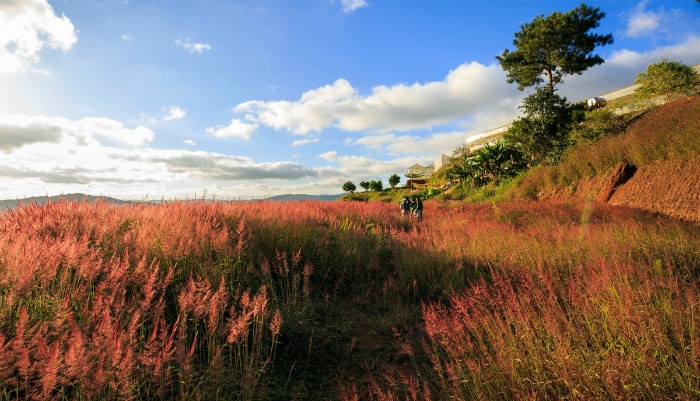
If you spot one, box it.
[514,95,700,199]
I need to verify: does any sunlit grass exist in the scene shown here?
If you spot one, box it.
[0,187,699,400]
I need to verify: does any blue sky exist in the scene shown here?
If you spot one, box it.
[1,0,699,200]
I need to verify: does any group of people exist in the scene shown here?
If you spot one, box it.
[400,196,423,220]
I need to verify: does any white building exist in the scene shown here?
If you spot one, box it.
[406,154,451,178]
[465,124,510,151]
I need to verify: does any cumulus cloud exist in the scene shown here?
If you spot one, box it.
[0,113,328,199]
[207,119,259,140]
[75,117,155,146]
[175,38,212,54]
[196,162,318,181]
[0,0,77,73]
[560,35,700,101]
[0,113,154,149]
[233,62,521,135]
[339,0,369,13]
[624,1,663,38]
[182,139,196,146]
[608,35,700,68]
[0,111,432,199]
[332,154,426,177]
[350,130,468,157]
[163,106,186,121]
[235,79,356,135]
[130,151,318,181]
[0,121,62,153]
[0,113,157,193]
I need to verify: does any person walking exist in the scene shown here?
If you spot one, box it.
[415,197,423,221]
[400,196,411,216]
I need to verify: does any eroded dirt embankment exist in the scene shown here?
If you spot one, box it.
[543,95,700,225]
[607,159,700,224]
[564,159,700,225]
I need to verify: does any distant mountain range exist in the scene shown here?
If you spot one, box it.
[0,193,343,210]
[0,193,134,211]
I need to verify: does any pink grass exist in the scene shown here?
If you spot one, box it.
[1,197,699,399]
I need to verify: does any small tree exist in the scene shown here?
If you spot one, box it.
[451,143,471,160]
[635,59,700,102]
[369,180,383,192]
[450,156,486,188]
[505,87,573,165]
[342,181,356,194]
[359,181,370,192]
[477,141,525,182]
[388,174,401,189]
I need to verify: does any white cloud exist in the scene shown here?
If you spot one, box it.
[340,0,368,13]
[235,79,356,135]
[319,151,338,161]
[0,112,326,200]
[625,1,662,38]
[559,35,700,101]
[163,106,186,121]
[0,113,153,149]
[77,117,155,146]
[350,131,467,157]
[609,35,700,68]
[206,119,259,140]
[0,0,77,74]
[0,112,445,199]
[291,138,319,146]
[175,38,212,54]
[182,139,196,146]
[233,62,522,135]
[121,34,132,42]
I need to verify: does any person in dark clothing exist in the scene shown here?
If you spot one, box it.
[400,196,411,216]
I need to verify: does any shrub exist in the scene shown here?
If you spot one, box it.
[570,107,625,143]
[635,59,700,102]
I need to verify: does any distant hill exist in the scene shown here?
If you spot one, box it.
[0,193,134,211]
[263,194,343,202]
[0,192,343,211]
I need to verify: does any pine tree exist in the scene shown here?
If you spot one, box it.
[497,3,613,92]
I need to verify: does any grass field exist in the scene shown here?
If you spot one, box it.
[0,194,699,400]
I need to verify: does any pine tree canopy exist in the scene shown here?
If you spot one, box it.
[497,3,613,92]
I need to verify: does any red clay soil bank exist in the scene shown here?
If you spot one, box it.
[563,158,700,224]
[607,159,700,224]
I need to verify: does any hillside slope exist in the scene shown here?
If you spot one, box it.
[608,159,700,224]
[533,95,700,224]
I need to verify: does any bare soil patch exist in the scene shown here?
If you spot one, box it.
[608,159,700,224]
